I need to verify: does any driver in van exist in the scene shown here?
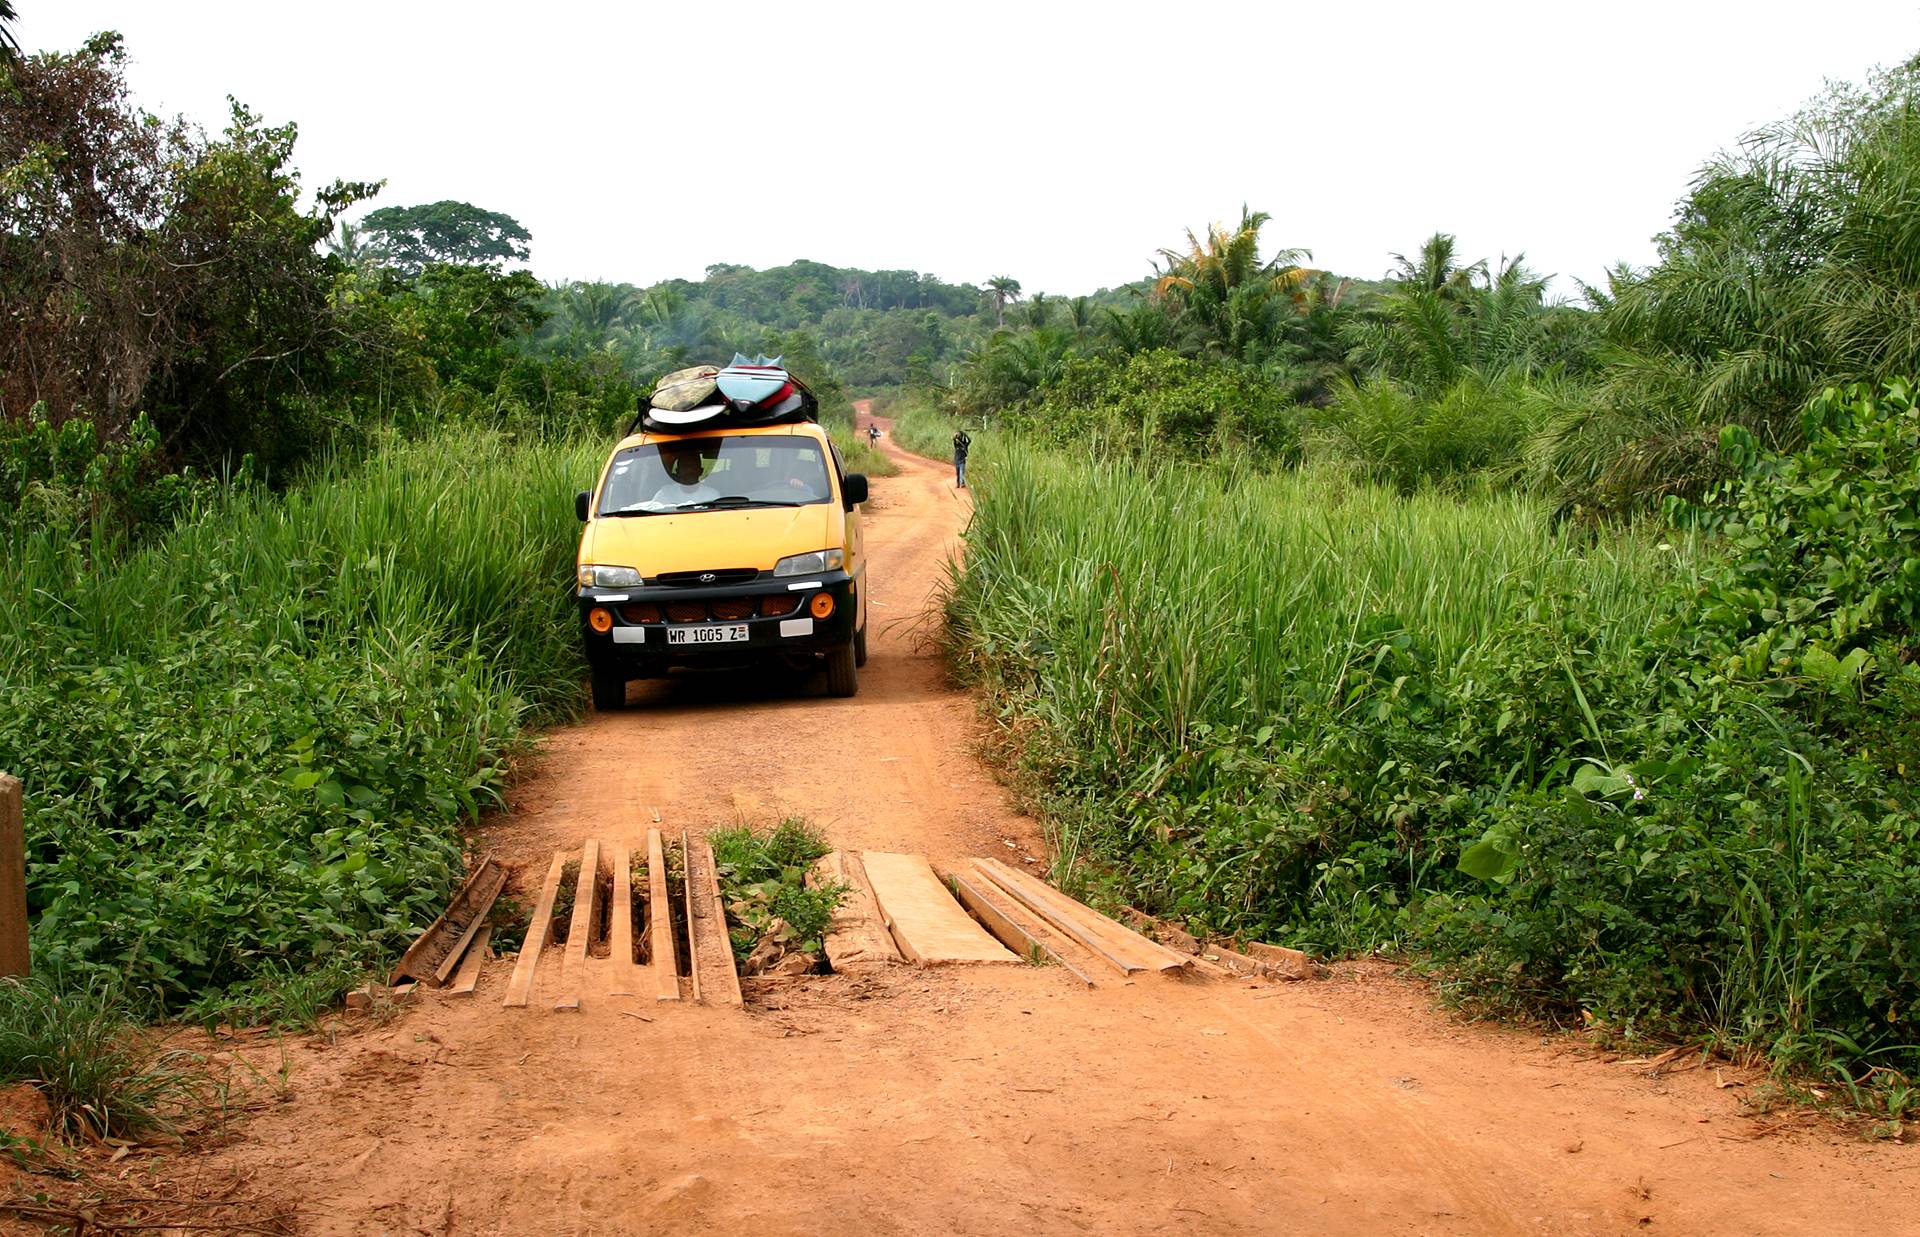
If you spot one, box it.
[648,445,719,509]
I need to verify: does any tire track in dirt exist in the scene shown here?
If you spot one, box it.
[174,401,1919,1235]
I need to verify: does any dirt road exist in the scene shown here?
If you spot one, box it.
[182,407,1918,1235]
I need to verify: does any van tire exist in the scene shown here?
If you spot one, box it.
[590,669,627,711]
[854,621,868,668]
[826,642,858,697]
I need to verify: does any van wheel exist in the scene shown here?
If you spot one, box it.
[854,622,868,668]
[590,669,627,711]
[825,642,858,697]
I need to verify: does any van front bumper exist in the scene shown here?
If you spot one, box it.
[577,570,858,675]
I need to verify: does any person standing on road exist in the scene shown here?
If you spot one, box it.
[952,428,971,489]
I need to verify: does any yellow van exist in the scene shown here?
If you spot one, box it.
[574,419,869,709]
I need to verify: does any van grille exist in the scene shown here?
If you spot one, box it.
[619,594,802,624]
[656,568,759,587]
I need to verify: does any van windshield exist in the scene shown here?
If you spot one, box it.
[597,437,833,515]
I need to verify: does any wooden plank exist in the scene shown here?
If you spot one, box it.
[970,860,1141,977]
[504,852,568,1008]
[448,925,491,996]
[1238,939,1314,980]
[974,858,1192,975]
[0,774,25,978]
[862,852,1019,965]
[556,839,601,1011]
[692,835,744,1006]
[681,830,701,1005]
[949,873,1093,988]
[648,829,680,1001]
[808,851,901,971]
[429,860,506,986]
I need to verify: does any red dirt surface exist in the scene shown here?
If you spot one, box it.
[99,404,1920,1234]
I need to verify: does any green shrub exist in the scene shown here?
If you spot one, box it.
[0,430,598,1006]
[1309,371,1558,492]
[1006,350,1299,462]
[947,393,1920,1079]
[709,820,843,960]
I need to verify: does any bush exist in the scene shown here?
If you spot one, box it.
[0,430,599,1006]
[709,820,843,960]
[1309,371,1560,492]
[1006,350,1299,461]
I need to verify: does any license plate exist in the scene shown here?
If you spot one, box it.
[667,624,748,646]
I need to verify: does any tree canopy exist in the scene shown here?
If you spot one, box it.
[359,200,532,277]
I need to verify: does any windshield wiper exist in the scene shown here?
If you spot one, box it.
[706,495,805,508]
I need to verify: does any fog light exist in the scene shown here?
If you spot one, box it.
[588,606,613,633]
[809,593,835,620]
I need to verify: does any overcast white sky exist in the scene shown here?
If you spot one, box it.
[21,2,1920,297]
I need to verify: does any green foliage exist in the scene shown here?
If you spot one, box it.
[1004,349,1298,461]
[1553,59,1920,513]
[1683,379,1920,674]
[1152,206,1311,364]
[1344,236,1594,396]
[1310,371,1577,492]
[0,430,599,1005]
[0,977,209,1140]
[359,200,532,277]
[525,261,992,392]
[0,407,207,539]
[709,819,843,960]
[0,34,378,475]
[946,420,1920,1079]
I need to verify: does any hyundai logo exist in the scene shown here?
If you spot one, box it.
[698,572,717,584]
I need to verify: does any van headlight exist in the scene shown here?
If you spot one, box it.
[579,565,644,587]
[773,549,844,577]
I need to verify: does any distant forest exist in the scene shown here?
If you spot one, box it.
[522,258,1153,390]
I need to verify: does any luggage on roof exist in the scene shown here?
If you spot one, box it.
[635,354,817,434]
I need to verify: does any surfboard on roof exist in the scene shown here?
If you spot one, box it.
[637,354,818,434]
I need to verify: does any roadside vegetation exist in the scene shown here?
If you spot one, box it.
[933,60,1920,1098]
[2,432,599,1008]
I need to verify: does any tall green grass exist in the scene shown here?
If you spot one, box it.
[947,448,1680,811]
[0,430,601,1006]
[946,442,1920,1079]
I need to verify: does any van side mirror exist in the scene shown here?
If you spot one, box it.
[575,490,591,521]
[842,474,868,508]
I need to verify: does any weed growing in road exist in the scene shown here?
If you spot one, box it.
[710,819,843,964]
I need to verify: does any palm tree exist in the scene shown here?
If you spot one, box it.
[1151,206,1310,361]
[1021,292,1052,330]
[326,221,371,270]
[1387,233,1486,301]
[984,276,1023,327]
[1067,296,1095,338]
[0,2,19,59]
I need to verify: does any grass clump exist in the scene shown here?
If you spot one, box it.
[0,977,208,1142]
[709,819,843,962]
